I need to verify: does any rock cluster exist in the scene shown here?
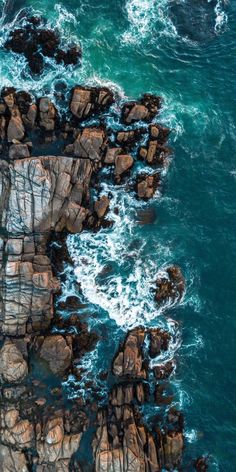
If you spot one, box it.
[4,16,81,74]
[0,84,205,470]
[93,327,184,472]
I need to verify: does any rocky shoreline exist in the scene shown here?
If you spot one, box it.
[0,84,207,471]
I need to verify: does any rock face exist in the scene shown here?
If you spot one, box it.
[112,327,147,379]
[66,127,108,161]
[37,335,73,375]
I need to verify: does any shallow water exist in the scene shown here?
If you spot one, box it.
[1,0,236,470]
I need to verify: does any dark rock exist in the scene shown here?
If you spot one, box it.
[116,128,145,150]
[136,172,161,199]
[139,140,172,166]
[148,328,171,358]
[194,456,209,471]
[155,265,185,305]
[122,94,162,124]
[153,360,175,380]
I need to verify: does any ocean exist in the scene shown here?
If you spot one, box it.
[1,0,236,470]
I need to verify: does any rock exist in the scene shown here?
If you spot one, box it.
[148,328,170,358]
[136,172,161,199]
[9,144,30,160]
[38,335,72,375]
[39,98,56,131]
[115,154,133,181]
[4,18,81,74]
[56,45,82,65]
[122,94,161,124]
[0,340,28,383]
[194,457,209,471]
[149,123,170,143]
[70,86,114,120]
[116,129,145,150]
[153,360,175,380]
[155,265,185,305]
[94,196,110,219]
[104,147,122,165]
[112,328,146,379]
[68,127,107,161]
[0,444,29,471]
[139,140,171,166]
[0,408,34,449]
[7,108,25,142]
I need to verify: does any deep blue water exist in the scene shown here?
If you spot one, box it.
[1,1,236,470]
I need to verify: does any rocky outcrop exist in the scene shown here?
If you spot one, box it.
[4,16,81,74]
[65,127,108,161]
[155,266,185,306]
[0,340,28,383]
[136,172,161,199]
[93,328,184,472]
[122,95,162,124]
[70,86,114,120]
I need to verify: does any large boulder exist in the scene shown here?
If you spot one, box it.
[0,340,28,383]
[122,94,161,124]
[67,127,107,161]
[115,154,134,182]
[155,265,185,305]
[112,328,146,379]
[38,335,72,375]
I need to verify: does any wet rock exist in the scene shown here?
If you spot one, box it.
[4,18,81,74]
[67,127,107,161]
[94,196,110,219]
[155,265,185,305]
[194,456,209,471]
[122,94,161,124]
[139,140,171,166]
[154,384,173,405]
[112,327,147,379]
[0,444,29,471]
[149,123,171,143]
[115,154,134,182]
[38,335,72,375]
[7,107,25,142]
[9,143,30,160]
[70,86,114,120]
[0,408,34,449]
[136,172,161,199]
[104,147,122,165]
[153,360,175,380]
[148,328,170,358]
[0,340,28,383]
[39,98,56,131]
[116,128,145,150]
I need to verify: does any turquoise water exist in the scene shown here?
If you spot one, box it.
[1,1,236,470]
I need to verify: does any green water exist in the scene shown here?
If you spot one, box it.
[1,1,236,470]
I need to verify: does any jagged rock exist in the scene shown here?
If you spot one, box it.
[136,172,161,199]
[9,144,30,160]
[70,86,114,120]
[122,94,161,124]
[139,140,171,166]
[153,360,175,380]
[112,328,146,379]
[39,98,56,131]
[149,123,170,143]
[7,107,25,142]
[0,444,29,471]
[0,408,34,449]
[4,18,81,74]
[115,154,134,181]
[67,127,107,161]
[104,147,122,165]
[36,416,82,466]
[155,266,185,305]
[116,129,145,150]
[154,384,173,405]
[37,335,72,375]
[148,328,170,358]
[109,383,147,406]
[94,196,110,219]
[0,340,28,383]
